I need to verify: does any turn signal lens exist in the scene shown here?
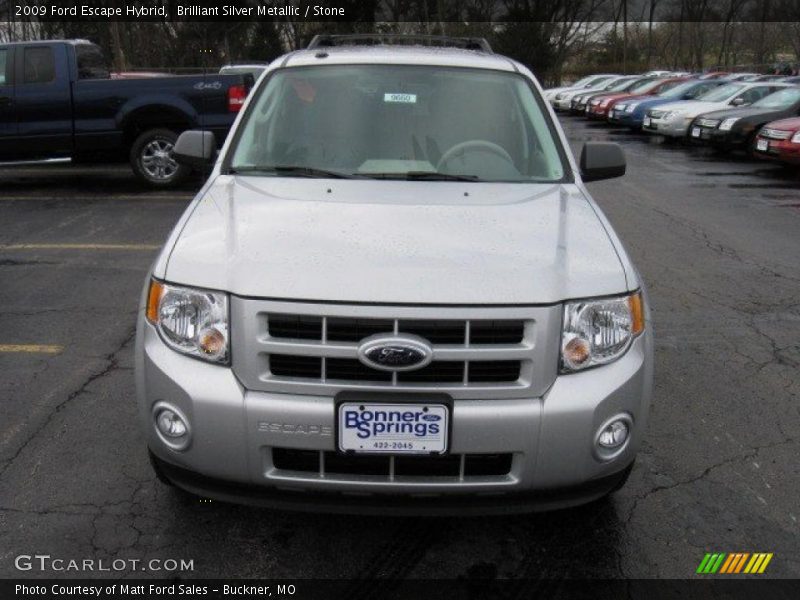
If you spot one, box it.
[146,280,164,324]
[628,292,645,335]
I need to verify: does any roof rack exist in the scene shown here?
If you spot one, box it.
[307,34,493,54]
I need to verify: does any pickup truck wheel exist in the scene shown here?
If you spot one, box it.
[130,128,190,188]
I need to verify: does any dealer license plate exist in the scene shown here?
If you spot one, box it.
[338,402,449,454]
[691,126,701,138]
[757,138,769,152]
[643,116,652,127]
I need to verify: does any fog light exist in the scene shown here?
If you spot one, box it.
[152,402,191,451]
[157,409,187,438]
[598,420,628,448]
[594,414,632,460]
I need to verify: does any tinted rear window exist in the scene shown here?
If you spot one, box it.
[24,47,55,84]
[76,44,109,80]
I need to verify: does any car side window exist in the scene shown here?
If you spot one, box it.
[0,49,7,85]
[23,47,55,84]
[736,87,770,105]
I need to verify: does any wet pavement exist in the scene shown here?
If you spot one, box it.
[0,121,798,580]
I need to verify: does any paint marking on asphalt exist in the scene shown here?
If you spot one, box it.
[0,243,160,251]
[0,344,63,354]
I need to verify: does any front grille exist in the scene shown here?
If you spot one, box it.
[760,128,791,140]
[234,298,558,400]
[264,314,527,387]
[697,118,720,128]
[272,448,513,478]
[268,315,524,345]
[269,355,521,384]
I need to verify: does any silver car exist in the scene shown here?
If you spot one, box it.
[136,35,654,514]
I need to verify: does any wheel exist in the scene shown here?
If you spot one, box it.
[129,128,190,188]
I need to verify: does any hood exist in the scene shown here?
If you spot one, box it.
[163,177,629,305]
[656,100,727,117]
[761,116,800,131]
[698,105,791,123]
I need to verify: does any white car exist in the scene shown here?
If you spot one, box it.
[543,73,615,102]
[552,75,629,111]
[642,82,791,137]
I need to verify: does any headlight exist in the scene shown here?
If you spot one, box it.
[146,280,230,364]
[560,292,644,373]
[625,102,638,112]
[601,98,611,107]
[555,93,565,100]
[616,103,628,111]
[791,131,800,143]
[719,118,739,131]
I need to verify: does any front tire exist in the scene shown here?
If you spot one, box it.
[130,128,190,188]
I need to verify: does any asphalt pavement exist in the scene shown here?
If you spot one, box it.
[0,122,798,580]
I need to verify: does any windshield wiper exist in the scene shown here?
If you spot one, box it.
[228,165,358,179]
[361,171,481,182]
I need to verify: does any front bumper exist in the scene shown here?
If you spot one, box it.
[136,311,653,514]
[753,137,800,164]
[586,104,610,120]
[689,125,747,149]
[642,115,693,137]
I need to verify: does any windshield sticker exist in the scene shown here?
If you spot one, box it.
[384,93,417,104]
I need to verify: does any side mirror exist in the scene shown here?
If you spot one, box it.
[173,130,217,170]
[580,142,626,182]
[730,97,747,106]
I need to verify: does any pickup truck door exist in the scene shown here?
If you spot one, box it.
[12,43,73,159]
[0,46,16,158]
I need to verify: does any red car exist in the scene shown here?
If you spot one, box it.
[586,78,684,120]
[753,117,800,165]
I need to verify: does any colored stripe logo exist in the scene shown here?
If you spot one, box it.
[697,552,773,574]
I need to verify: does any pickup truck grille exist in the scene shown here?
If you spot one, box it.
[231,298,560,400]
[760,128,791,140]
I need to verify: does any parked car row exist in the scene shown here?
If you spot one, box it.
[546,70,800,166]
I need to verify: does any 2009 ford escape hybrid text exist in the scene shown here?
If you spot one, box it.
[135,34,654,514]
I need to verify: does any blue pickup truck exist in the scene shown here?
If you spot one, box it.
[0,39,252,187]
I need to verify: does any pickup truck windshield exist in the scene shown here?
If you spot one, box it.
[229,65,567,182]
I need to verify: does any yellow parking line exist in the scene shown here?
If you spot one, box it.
[0,344,64,354]
[0,243,160,251]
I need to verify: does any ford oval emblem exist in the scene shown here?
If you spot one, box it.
[357,334,433,372]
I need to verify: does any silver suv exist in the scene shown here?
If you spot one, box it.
[136,35,653,514]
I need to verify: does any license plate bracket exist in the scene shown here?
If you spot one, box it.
[335,392,452,455]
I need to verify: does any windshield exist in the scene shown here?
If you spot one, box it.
[753,87,800,108]
[660,80,698,98]
[696,83,744,102]
[627,79,659,94]
[606,78,635,91]
[228,65,568,183]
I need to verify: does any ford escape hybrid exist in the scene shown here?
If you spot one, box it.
[135,35,653,514]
